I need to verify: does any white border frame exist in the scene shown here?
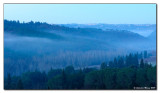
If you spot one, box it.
[0,0,159,93]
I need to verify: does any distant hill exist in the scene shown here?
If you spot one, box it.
[4,19,153,51]
[61,23,156,31]
[147,31,156,49]
[4,20,146,42]
[148,30,156,40]
[4,20,156,76]
[4,20,65,40]
[61,24,156,37]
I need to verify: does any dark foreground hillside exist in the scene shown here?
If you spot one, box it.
[4,63,156,90]
[4,53,157,90]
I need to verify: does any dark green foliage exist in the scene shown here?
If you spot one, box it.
[117,57,124,68]
[47,68,62,80]
[84,70,105,89]
[4,53,156,90]
[108,61,114,68]
[16,79,23,89]
[104,69,117,89]
[83,68,96,73]
[65,65,75,74]
[47,66,85,89]
[140,59,144,68]
[126,53,134,67]
[100,62,107,69]
[62,69,67,89]
[113,58,118,68]
[108,53,139,68]
[47,75,63,89]
[133,53,139,67]
[147,66,157,88]
[21,70,47,89]
[4,65,156,90]
[67,70,85,89]
[84,66,156,90]
[4,73,11,89]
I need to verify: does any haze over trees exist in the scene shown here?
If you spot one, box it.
[4,53,156,90]
[4,20,156,76]
[4,20,157,90]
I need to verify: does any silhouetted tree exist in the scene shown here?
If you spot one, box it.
[62,69,67,89]
[144,51,148,58]
[113,58,118,68]
[100,62,107,69]
[133,53,139,67]
[6,73,11,89]
[16,79,23,89]
[140,59,144,68]
[65,65,74,74]
[109,61,114,68]
[117,57,124,68]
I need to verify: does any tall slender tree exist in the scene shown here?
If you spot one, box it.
[140,59,144,68]
[62,69,67,89]
[16,79,23,89]
[6,73,11,89]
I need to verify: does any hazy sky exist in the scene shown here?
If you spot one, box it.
[4,4,156,24]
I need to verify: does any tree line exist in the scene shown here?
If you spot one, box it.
[4,52,156,90]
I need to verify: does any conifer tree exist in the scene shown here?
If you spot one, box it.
[6,73,11,89]
[100,62,107,69]
[17,79,23,89]
[140,59,144,68]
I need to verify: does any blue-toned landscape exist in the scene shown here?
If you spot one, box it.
[4,4,157,90]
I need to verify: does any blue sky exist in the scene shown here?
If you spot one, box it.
[4,4,156,24]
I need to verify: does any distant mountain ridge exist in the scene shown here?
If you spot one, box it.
[4,20,146,42]
[61,23,156,37]
[4,19,155,52]
[60,23,156,31]
[4,20,156,75]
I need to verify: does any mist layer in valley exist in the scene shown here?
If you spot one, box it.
[4,20,156,76]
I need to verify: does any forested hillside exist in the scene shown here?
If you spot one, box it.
[4,53,156,90]
[61,24,156,37]
[4,20,156,76]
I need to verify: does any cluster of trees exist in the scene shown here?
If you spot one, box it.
[4,20,156,90]
[4,19,101,37]
[4,20,68,32]
[4,53,156,90]
[101,51,150,69]
[4,20,64,40]
[4,19,146,42]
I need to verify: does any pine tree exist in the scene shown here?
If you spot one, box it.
[113,58,118,68]
[133,53,139,67]
[144,51,148,58]
[109,61,114,68]
[16,79,23,89]
[62,69,66,89]
[129,69,137,88]
[129,53,133,66]
[140,59,144,68]
[118,57,124,68]
[100,62,107,69]
[126,54,133,67]
[6,73,11,89]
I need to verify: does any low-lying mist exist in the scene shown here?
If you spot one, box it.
[4,20,156,76]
